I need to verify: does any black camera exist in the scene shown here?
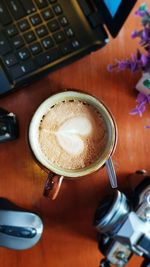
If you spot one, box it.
[0,107,18,143]
[93,171,150,267]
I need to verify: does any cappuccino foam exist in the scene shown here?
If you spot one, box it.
[38,100,108,170]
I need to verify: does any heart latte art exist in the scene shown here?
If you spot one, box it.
[38,100,108,170]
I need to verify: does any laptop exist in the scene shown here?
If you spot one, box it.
[0,0,137,96]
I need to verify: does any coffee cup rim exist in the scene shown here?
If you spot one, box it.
[29,91,117,177]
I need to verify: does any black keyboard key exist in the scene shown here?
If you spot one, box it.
[3,54,18,67]
[19,0,36,14]
[53,4,62,15]
[59,16,68,27]
[18,48,30,60]
[53,31,66,43]
[42,37,54,49]
[48,0,57,4]
[35,0,48,9]
[18,19,30,32]
[6,25,18,37]
[72,40,80,49]
[10,60,36,80]
[42,8,54,21]
[0,1,12,25]
[36,25,48,38]
[65,28,74,38]
[0,32,11,55]
[0,66,12,94]
[6,0,26,20]
[30,42,42,55]
[35,48,61,67]
[60,42,74,55]
[24,31,36,44]
[47,19,60,32]
[60,41,80,55]
[12,35,24,49]
[30,14,42,26]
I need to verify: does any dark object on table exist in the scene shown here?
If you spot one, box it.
[93,171,150,267]
[0,107,19,143]
[0,198,43,250]
[0,0,137,96]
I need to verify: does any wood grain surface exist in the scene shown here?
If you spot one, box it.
[0,1,149,267]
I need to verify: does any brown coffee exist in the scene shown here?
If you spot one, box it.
[38,100,108,170]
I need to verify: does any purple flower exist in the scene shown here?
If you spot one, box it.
[147,95,150,103]
[130,102,146,117]
[117,60,129,71]
[142,28,150,41]
[107,64,113,72]
[136,49,142,60]
[135,4,149,18]
[131,30,139,38]
[141,54,149,66]
[130,93,150,117]
[135,9,147,17]
[136,92,148,104]
[135,10,147,18]
[130,61,137,72]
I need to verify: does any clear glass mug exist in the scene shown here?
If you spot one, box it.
[28,90,118,200]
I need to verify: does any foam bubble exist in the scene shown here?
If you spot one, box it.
[56,116,92,155]
[58,116,92,135]
[56,133,84,155]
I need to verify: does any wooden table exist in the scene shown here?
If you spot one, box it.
[0,1,149,266]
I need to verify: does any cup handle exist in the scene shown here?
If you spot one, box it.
[43,173,64,200]
[105,157,118,188]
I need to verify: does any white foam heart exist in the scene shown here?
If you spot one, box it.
[56,116,92,155]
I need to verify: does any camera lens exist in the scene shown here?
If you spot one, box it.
[94,195,114,226]
[141,259,150,267]
[94,190,130,235]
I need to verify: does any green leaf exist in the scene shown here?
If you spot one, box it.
[143,79,150,89]
[139,3,147,11]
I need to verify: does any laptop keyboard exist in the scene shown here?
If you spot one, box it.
[0,0,80,82]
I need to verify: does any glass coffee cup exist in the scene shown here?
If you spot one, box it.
[28,90,117,200]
